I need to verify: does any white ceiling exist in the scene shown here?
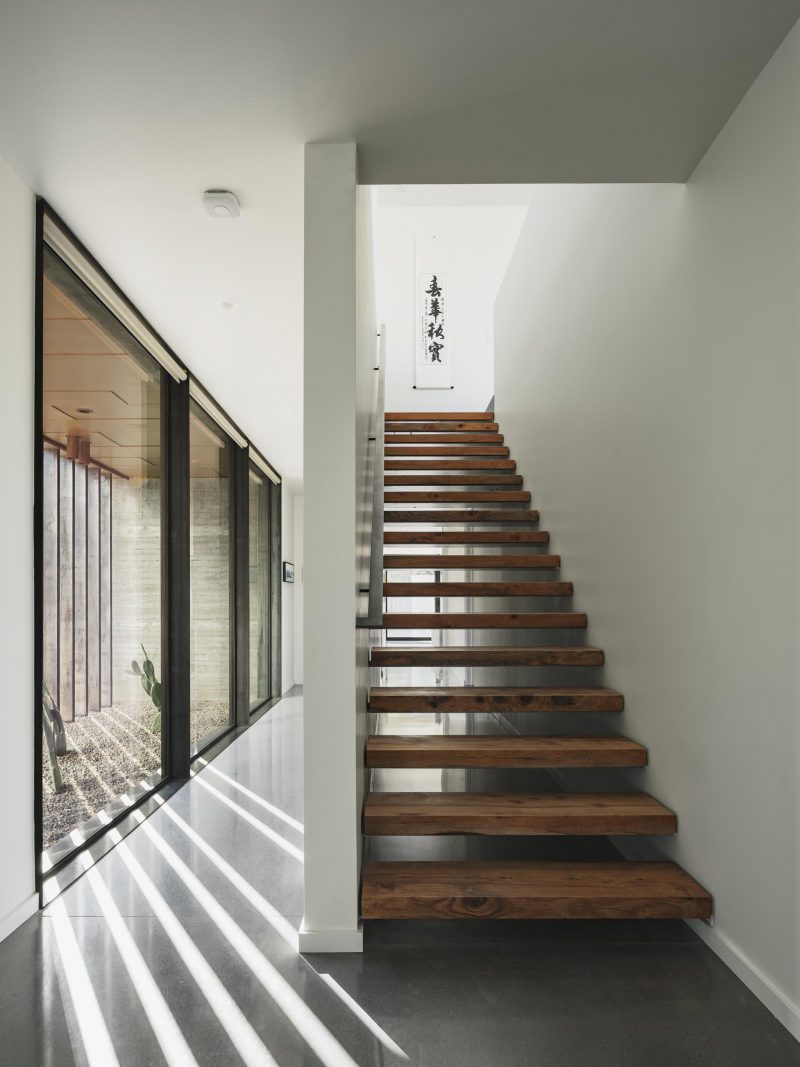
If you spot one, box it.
[0,1,797,486]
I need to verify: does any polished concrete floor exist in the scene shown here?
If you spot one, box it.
[2,686,799,1066]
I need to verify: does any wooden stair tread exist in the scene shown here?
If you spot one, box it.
[371,646,604,666]
[361,861,711,919]
[383,581,571,596]
[366,736,647,768]
[384,531,547,544]
[370,410,710,923]
[385,421,499,433]
[384,554,559,569]
[386,446,510,456]
[364,791,676,835]
[384,510,537,523]
[385,491,530,503]
[369,686,623,712]
[385,459,517,470]
[385,411,494,421]
[386,433,504,444]
[385,474,522,485]
[382,612,586,629]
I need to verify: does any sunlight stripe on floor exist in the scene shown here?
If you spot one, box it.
[83,859,199,1067]
[156,799,299,951]
[141,821,360,1067]
[110,829,279,1067]
[194,776,304,862]
[197,761,304,834]
[48,899,121,1067]
[318,973,409,1061]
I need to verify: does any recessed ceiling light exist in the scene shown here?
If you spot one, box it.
[221,300,240,311]
[203,189,240,218]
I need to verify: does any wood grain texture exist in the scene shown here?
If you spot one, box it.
[386,446,510,456]
[385,491,530,503]
[366,735,647,768]
[386,433,504,444]
[385,459,517,470]
[385,411,494,421]
[364,792,676,836]
[384,422,499,433]
[384,531,548,544]
[369,686,623,712]
[383,581,572,597]
[382,612,587,629]
[384,474,522,486]
[370,646,604,667]
[383,554,559,569]
[384,509,538,523]
[361,861,712,920]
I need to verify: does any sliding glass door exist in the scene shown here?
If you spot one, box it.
[37,203,283,887]
[189,399,235,750]
[41,246,165,859]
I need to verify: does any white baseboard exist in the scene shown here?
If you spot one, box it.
[0,893,38,943]
[298,920,363,953]
[686,915,800,1042]
[614,836,800,1042]
[546,766,800,1044]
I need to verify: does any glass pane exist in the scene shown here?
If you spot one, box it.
[41,247,163,860]
[249,467,270,708]
[189,400,233,748]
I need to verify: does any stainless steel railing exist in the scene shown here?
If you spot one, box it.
[356,326,386,629]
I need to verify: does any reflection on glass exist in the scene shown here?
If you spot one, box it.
[41,248,163,857]
[249,467,271,708]
[189,400,233,748]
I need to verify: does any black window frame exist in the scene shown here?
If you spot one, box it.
[34,200,284,900]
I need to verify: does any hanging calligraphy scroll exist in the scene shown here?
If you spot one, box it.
[415,238,452,389]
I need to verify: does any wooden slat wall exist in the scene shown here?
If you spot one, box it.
[99,472,112,708]
[46,451,114,721]
[42,448,59,704]
[58,453,74,721]
[86,467,101,714]
[73,464,87,716]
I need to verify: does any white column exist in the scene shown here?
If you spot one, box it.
[299,143,363,952]
[0,153,36,941]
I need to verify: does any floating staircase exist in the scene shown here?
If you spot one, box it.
[361,410,711,921]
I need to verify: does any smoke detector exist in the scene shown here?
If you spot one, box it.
[202,190,240,218]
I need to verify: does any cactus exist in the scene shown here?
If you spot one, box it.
[131,645,162,733]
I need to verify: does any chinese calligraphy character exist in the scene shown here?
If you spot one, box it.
[419,268,447,366]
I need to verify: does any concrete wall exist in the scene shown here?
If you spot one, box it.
[114,473,292,704]
[493,23,800,1039]
[113,476,162,704]
[375,192,529,412]
[0,154,36,940]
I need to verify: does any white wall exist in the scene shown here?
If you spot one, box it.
[301,143,368,952]
[280,489,295,694]
[375,190,529,412]
[494,24,800,1039]
[0,154,36,940]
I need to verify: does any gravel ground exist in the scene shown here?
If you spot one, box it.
[43,700,230,850]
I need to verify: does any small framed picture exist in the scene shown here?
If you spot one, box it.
[282,561,294,584]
